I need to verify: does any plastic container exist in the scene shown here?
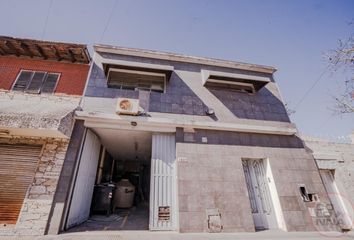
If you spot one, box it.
[113,179,135,209]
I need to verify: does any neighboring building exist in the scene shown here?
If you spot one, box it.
[303,133,354,231]
[0,36,90,235]
[46,45,343,234]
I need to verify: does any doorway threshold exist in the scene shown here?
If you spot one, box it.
[66,205,149,233]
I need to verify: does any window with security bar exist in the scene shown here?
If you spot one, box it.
[12,70,60,94]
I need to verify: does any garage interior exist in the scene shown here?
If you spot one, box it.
[67,129,152,232]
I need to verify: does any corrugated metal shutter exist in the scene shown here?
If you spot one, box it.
[0,144,42,224]
[66,129,101,228]
[149,133,177,230]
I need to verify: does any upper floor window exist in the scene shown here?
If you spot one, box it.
[12,70,60,94]
[201,70,271,94]
[107,68,165,93]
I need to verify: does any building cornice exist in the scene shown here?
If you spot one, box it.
[94,45,276,74]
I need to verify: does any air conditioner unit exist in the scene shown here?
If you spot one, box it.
[116,98,140,115]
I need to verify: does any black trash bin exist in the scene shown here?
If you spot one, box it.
[91,183,115,215]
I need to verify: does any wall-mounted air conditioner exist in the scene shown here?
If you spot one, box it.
[116,98,140,115]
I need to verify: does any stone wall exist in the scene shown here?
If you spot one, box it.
[0,136,69,236]
[176,130,337,233]
[46,120,86,234]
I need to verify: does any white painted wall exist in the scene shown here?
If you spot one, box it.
[265,158,287,231]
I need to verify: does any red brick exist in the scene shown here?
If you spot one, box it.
[0,56,89,96]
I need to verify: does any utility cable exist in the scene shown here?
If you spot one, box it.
[41,0,53,40]
[294,64,330,111]
[99,0,118,43]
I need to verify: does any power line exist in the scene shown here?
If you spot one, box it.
[294,65,330,111]
[41,0,53,40]
[99,0,118,43]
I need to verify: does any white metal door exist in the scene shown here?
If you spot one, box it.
[242,159,273,230]
[66,129,101,228]
[320,170,352,230]
[149,133,177,230]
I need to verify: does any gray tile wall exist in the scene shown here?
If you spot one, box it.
[175,128,338,232]
[86,63,207,115]
[176,139,337,232]
[210,87,290,122]
[176,128,304,149]
[85,52,291,121]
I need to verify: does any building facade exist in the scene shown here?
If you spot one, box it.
[303,134,354,231]
[46,45,344,234]
[0,36,90,235]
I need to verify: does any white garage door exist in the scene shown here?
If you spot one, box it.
[66,129,101,228]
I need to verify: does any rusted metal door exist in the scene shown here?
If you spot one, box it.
[0,144,42,224]
[149,133,177,230]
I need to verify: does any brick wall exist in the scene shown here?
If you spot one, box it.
[0,137,69,235]
[0,56,89,96]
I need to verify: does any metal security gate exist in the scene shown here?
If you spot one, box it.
[149,133,177,230]
[0,144,42,224]
[242,159,274,230]
[66,130,101,228]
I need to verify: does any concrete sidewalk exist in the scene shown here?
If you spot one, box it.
[1,230,354,240]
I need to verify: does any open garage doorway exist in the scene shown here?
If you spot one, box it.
[64,128,177,232]
[66,129,152,231]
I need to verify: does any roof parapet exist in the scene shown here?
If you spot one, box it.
[94,44,276,74]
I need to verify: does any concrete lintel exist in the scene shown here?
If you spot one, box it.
[201,69,271,85]
[101,58,175,72]
[76,111,297,136]
[0,127,69,139]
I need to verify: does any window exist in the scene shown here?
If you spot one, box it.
[201,70,271,94]
[107,68,165,93]
[12,70,60,94]
[205,80,256,94]
[299,185,318,202]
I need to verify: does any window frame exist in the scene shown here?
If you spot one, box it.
[12,69,61,94]
[107,68,167,93]
[41,72,61,94]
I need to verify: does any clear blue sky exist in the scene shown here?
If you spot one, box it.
[1,0,353,140]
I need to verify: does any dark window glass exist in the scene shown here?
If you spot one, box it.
[12,70,60,94]
[41,73,59,93]
[12,71,33,91]
[25,72,46,94]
